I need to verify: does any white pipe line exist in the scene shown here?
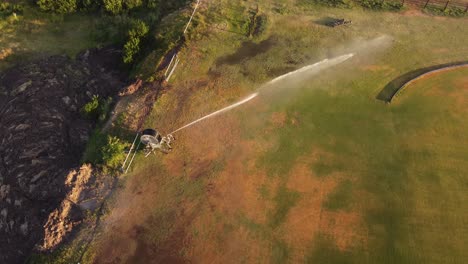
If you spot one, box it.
[184,0,201,34]
[166,58,180,82]
[164,54,177,77]
[121,133,139,170]
[125,141,141,173]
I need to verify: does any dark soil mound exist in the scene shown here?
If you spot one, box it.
[0,48,126,263]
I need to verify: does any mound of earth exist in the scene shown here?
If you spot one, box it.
[0,48,126,263]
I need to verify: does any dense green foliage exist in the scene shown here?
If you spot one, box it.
[302,0,353,8]
[36,0,189,14]
[123,19,149,63]
[102,0,150,14]
[301,0,405,10]
[253,14,268,36]
[123,37,140,63]
[0,2,24,16]
[424,5,466,17]
[360,0,403,11]
[37,0,78,13]
[103,0,123,14]
[81,95,100,119]
[101,136,129,170]
[81,95,113,121]
[125,0,143,9]
[82,132,129,171]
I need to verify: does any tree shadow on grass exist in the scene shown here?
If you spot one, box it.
[376,60,468,103]
[215,36,276,65]
[314,17,339,27]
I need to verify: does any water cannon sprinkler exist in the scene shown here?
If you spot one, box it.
[122,52,357,173]
[121,128,175,173]
[140,128,175,156]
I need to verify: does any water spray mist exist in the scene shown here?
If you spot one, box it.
[170,53,355,134]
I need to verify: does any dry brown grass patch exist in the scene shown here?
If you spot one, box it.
[283,152,367,260]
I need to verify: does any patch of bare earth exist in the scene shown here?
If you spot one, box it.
[161,96,282,263]
[360,64,394,72]
[91,171,196,264]
[421,73,468,113]
[0,48,13,60]
[452,76,468,107]
[270,112,287,127]
[284,153,367,262]
[402,9,428,17]
[184,114,275,263]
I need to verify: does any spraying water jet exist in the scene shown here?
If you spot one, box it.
[169,53,355,136]
[170,92,259,134]
[122,52,355,165]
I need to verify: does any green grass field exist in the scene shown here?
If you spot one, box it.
[79,1,467,263]
[0,5,105,71]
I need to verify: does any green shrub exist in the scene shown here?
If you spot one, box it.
[253,14,268,37]
[81,132,129,171]
[128,19,149,38]
[103,0,123,14]
[359,0,403,11]
[81,95,100,119]
[81,95,113,121]
[81,130,107,165]
[103,0,145,14]
[305,0,353,8]
[98,97,113,122]
[444,6,465,17]
[124,0,143,9]
[37,0,78,13]
[0,3,9,12]
[147,0,159,9]
[122,19,149,63]
[123,36,140,63]
[383,1,404,10]
[0,3,22,15]
[424,5,466,17]
[12,4,24,13]
[101,136,129,170]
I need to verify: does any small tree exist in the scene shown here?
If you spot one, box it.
[81,95,100,119]
[122,19,149,64]
[123,36,140,63]
[129,19,149,38]
[147,0,159,9]
[101,136,129,170]
[103,0,123,14]
[124,0,143,9]
[37,0,77,13]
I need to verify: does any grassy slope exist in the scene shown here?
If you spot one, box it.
[88,1,468,263]
[0,5,103,71]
